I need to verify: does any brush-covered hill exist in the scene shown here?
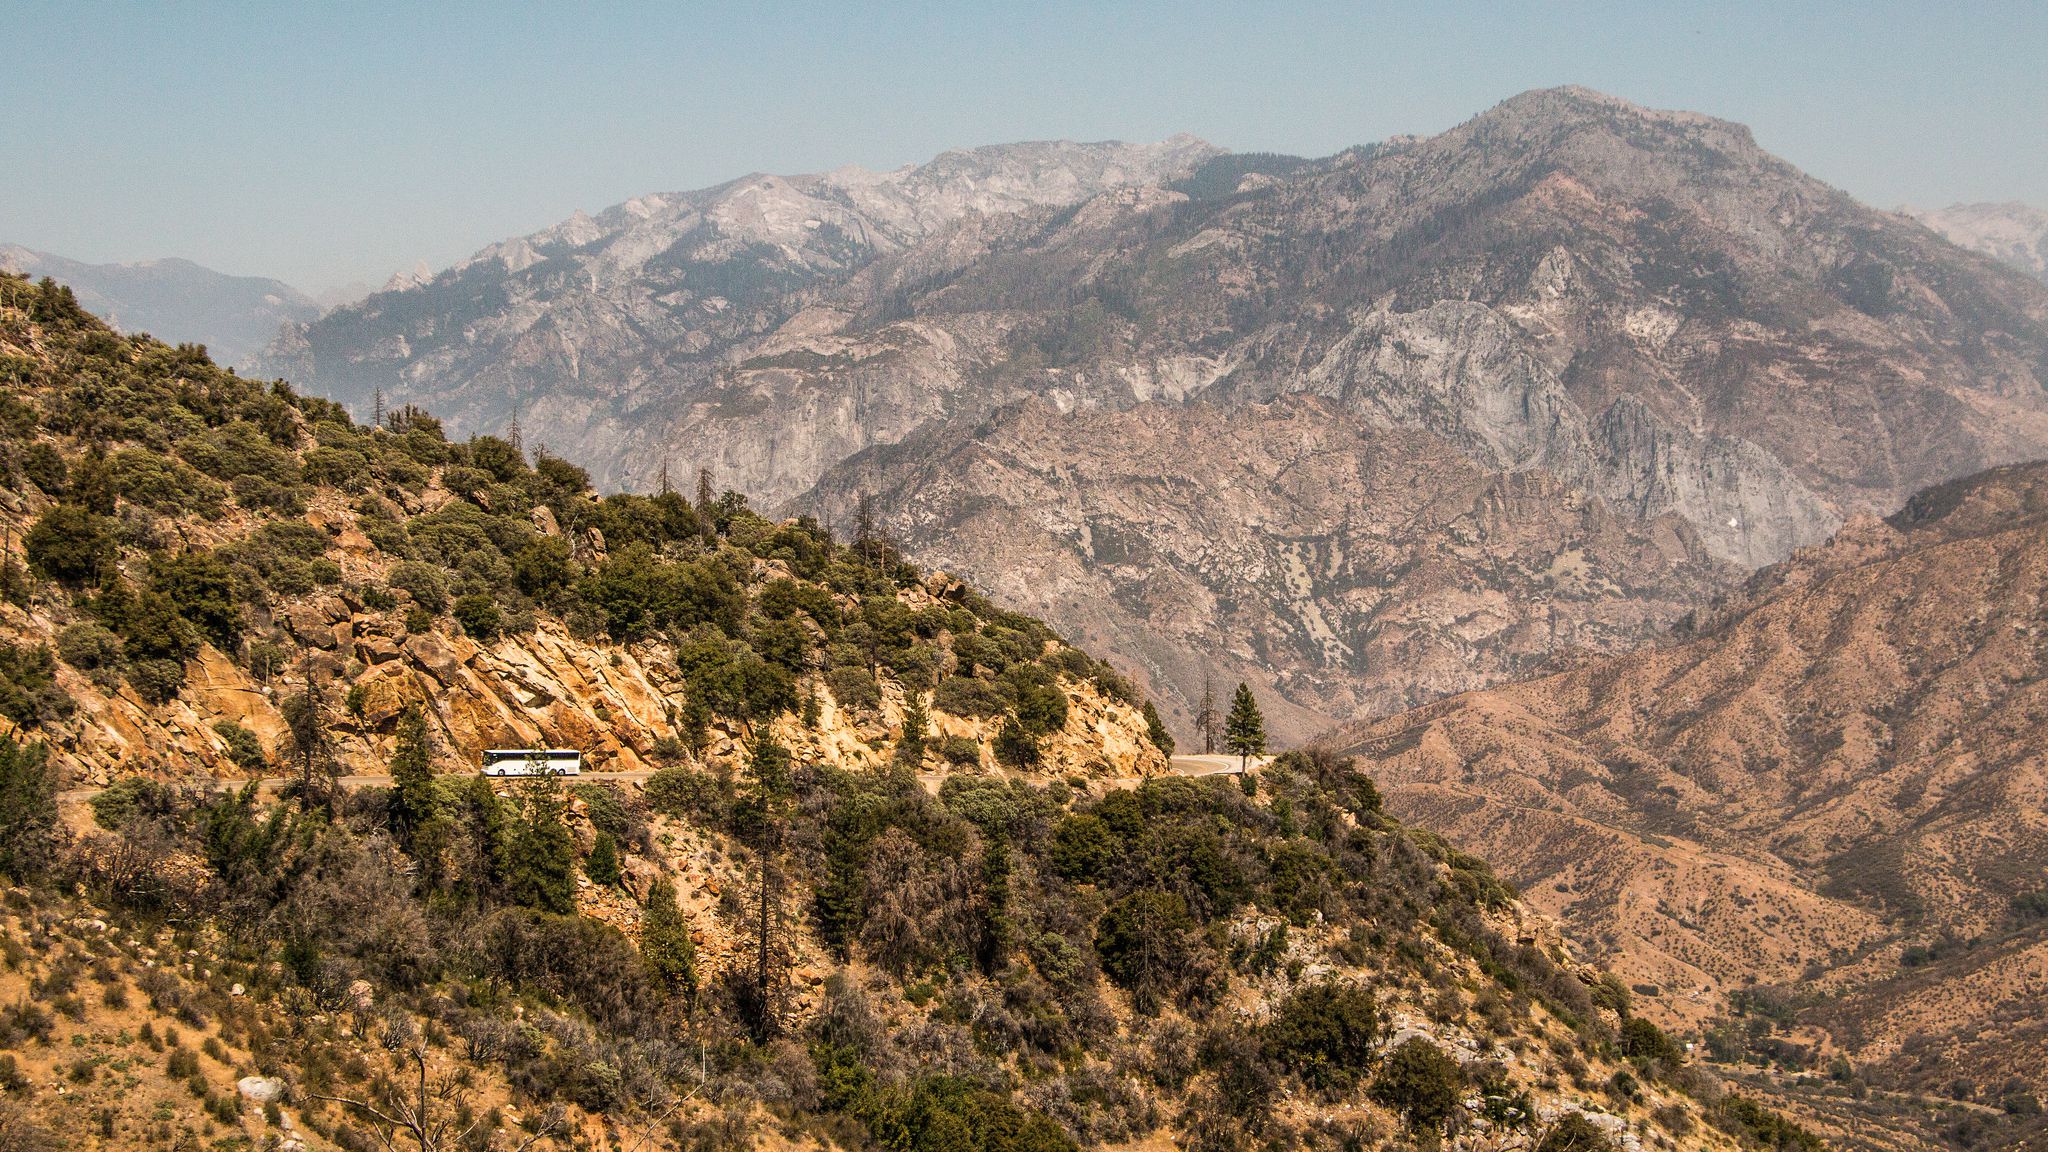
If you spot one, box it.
[1340,458,2048,1146]
[0,273,1819,1152]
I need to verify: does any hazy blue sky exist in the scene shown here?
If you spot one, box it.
[4,1,2043,294]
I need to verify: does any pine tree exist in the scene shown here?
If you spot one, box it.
[387,704,436,853]
[854,491,881,567]
[1196,669,1217,755]
[503,778,576,914]
[640,875,697,1000]
[450,775,507,908]
[1225,682,1266,771]
[736,737,794,1038]
[1142,700,1175,756]
[371,386,386,430]
[280,676,337,810]
[586,830,622,887]
[897,691,929,765]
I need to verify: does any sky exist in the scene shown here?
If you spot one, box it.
[4,0,2044,296]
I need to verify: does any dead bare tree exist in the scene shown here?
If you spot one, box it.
[308,1046,566,1152]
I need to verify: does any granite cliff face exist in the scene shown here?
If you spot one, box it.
[1336,460,2048,1107]
[266,88,2048,739]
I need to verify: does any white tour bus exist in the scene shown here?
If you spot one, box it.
[480,748,584,777]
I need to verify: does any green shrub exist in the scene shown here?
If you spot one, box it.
[825,666,881,713]
[1050,814,1115,883]
[0,645,72,727]
[934,675,1008,719]
[935,735,982,767]
[0,737,58,882]
[55,621,122,681]
[1536,1113,1618,1152]
[212,720,267,773]
[1266,982,1383,1093]
[25,504,112,583]
[643,767,721,822]
[1619,1016,1683,1067]
[86,776,171,831]
[387,561,448,614]
[993,715,1040,769]
[452,593,501,641]
[1094,890,1205,1014]
[1004,663,1069,736]
[1371,1037,1464,1133]
[585,831,622,887]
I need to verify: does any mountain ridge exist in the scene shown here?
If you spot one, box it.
[1335,456,2048,1118]
[260,87,2048,745]
[0,244,320,370]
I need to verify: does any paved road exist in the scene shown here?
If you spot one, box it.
[60,758,1267,806]
[58,770,659,806]
[1169,754,1275,776]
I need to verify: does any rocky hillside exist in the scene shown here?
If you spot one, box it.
[1337,458,2048,1136]
[0,246,319,371]
[1904,202,2048,284]
[259,89,2048,744]
[0,272,1839,1152]
[0,275,1169,791]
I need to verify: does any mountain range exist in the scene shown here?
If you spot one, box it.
[0,244,321,369]
[1906,201,2048,284]
[259,87,2048,749]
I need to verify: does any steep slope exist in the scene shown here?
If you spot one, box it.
[0,274,1169,794]
[1337,459,2048,1118]
[0,272,1842,1152]
[265,89,2048,744]
[1904,202,2048,283]
[0,245,319,369]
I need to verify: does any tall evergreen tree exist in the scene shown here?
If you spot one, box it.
[640,875,697,1002]
[387,704,436,852]
[735,738,794,1037]
[585,829,622,887]
[1142,700,1175,756]
[896,691,929,765]
[1196,669,1218,755]
[1224,682,1267,771]
[449,775,507,908]
[0,737,57,883]
[280,676,336,809]
[503,778,576,914]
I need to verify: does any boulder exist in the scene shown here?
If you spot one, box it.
[237,1076,285,1104]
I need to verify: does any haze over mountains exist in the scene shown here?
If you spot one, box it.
[0,244,321,370]
[1906,201,2048,284]
[259,87,2048,746]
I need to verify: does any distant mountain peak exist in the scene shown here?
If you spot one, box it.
[0,244,317,368]
[1904,200,2048,283]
